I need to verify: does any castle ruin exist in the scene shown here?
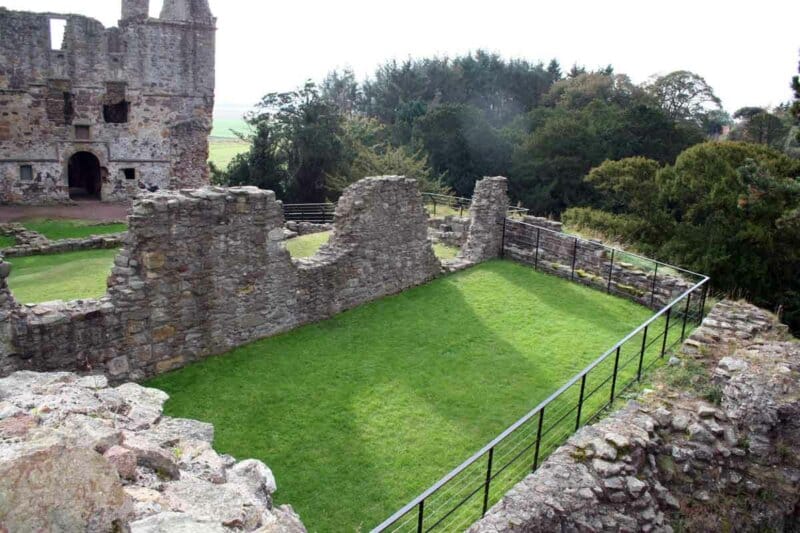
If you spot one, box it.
[0,0,215,204]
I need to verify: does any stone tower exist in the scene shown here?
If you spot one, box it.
[121,0,149,21]
[160,0,215,24]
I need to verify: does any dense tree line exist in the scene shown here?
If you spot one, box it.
[212,50,800,329]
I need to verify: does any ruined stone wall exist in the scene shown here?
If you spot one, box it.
[0,1,214,204]
[428,215,470,248]
[504,215,695,309]
[469,301,800,532]
[0,177,442,381]
[460,177,508,262]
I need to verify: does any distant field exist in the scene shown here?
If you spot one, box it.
[208,138,250,169]
[210,118,250,139]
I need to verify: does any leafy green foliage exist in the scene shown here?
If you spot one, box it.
[567,142,800,330]
[645,70,722,127]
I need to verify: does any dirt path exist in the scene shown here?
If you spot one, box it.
[0,200,130,222]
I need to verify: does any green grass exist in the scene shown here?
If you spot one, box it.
[6,249,118,303]
[285,231,461,261]
[208,138,250,169]
[146,260,662,532]
[21,219,127,241]
[0,235,16,249]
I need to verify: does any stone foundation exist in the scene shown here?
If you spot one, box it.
[0,176,498,382]
[0,222,125,257]
[469,300,800,532]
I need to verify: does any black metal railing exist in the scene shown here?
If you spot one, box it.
[282,203,336,223]
[372,220,709,533]
[422,193,529,219]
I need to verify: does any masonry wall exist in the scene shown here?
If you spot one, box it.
[0,1,214,204]
[504,215,695,309]
[0,177,445,381]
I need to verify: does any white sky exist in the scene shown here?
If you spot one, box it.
[3,0,799,119]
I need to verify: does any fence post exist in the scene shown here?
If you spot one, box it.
[416,499,424,533]
[432,198,437,216]
[532,407,545,472]
[699,283,708,324]
[649,263,660,307]
[609,346,620,405]
[660,307,672,357]
[571,238,578,280]
[533,227,541,270]
[575,374,587,431]
[459,203,464,217]
[482,447,494,516]
[606,249,615,293]
[681,293,692,341]
[637,325,648,381]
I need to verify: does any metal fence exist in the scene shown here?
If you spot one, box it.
[421,193,529,219]
[372,219,709,533]
[282,203,336,224]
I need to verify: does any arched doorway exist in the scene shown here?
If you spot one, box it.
[68,151,102,200]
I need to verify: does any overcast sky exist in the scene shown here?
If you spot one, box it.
[4,0,799,119]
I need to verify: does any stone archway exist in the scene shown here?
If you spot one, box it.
[68,151,102,200]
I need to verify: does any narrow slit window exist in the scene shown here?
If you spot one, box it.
[49,19,67,51]
[19,165,33,181]
[123,168,136,180]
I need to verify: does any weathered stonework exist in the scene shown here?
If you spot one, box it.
[0,370,306,532]
[0,222,125,257]
[284,220,333,237]
[0,0,215,204]
[469,301,800,532]
[504,215,695,309]
[459,177,509,263]
[0,177,445,382]
[428,214,469,248]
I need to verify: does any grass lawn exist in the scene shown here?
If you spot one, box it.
[146,260,666,532]
[0,235,15,249]
[21,219,127,241]
[208,137,250,169]
[6,249,118,303]
[285,231,460,261]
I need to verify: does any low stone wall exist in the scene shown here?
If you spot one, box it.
[0,222,126,258]
[469,300,800,532]
[428,215,470,248]
[503,215,696,309]
[0,176,507,382]
[0,370,306,532]
[284,220,333,237]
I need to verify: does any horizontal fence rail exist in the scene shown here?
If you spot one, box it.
[282,194,529,223]
[372,218,709,533]
[282,203,336,223]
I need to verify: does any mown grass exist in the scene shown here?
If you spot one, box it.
[285,231,460,261]
[146,260,663,532]
[6,249,118,303]
[21,219,127,241]
[0,235,16,249]
[208,137,250,169]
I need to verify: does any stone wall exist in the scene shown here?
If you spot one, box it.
[460,177,508,263]
[504,215,696,309]
[469,300,800,532]
[0,1,215,204]
[0,177,446,382]
[428,215,470,248]
[284,220,333,237]
[0,222,125,257]
[0,370,306,532]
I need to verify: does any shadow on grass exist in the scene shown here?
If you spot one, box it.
[146,260,654,532]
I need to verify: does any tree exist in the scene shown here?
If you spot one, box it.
[566,141,800,332]
[730,107,789,149]
[321,69,360,116]
[646,71,722,127]
[792,53,800,142]
[411,104,513,195]
[216,82,345,202]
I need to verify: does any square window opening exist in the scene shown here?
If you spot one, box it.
[103,101,130,124]
[19,165,33,181]
[123,168,136,180]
